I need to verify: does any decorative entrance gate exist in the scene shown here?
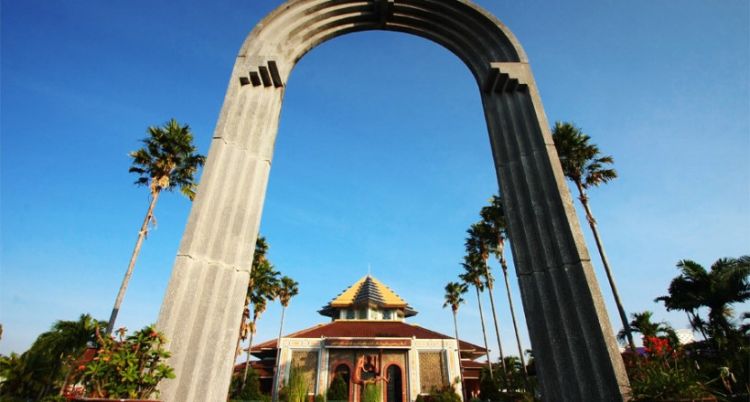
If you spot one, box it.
[156,1,630,401]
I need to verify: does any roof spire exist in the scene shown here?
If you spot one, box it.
[367,263,371,277]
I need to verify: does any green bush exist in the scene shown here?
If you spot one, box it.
[280,365,309,402]
[327,374,348,401]
[625,337,711,401]
[228,365,270,402]
[429,385,461,402]
[74,325,174,399]
[362,383,381,402]
[314,394,326,402]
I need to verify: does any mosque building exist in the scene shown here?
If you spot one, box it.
[248,275,487,402]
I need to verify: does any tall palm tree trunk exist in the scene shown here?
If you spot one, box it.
[483,274,507,373]
[106,190,160,335]
[242,318,257,389]
[474,287,494,379]
[575,183,636,351]
[272,306,287,402]
[452,309,467,402]
[499,255,528,378]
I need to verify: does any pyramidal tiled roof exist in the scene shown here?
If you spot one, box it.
[318,275,417,317]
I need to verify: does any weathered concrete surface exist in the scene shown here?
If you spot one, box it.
[156,1,630,401]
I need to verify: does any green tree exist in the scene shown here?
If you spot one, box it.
[106,119,205,335]
[242,247,281,389]
[551,121,635,351]
[460,254,494,378]
[656,256,750,343]
[326,374,348,401]
[479,194,528,377]
[617,311,678,346]
[466,222,507,373]
[443,281,468,400]
[272,276,299,401]
[0,314,105,399]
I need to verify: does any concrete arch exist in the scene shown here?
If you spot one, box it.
[156,1,629,401]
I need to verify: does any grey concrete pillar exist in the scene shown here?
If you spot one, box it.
[481,63,629,400]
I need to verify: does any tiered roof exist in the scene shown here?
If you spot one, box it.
[318,275,417,318]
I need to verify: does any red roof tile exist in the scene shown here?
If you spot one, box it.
[252,321,485,355]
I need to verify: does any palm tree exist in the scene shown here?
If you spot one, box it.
[237,237,271,352]
[0,314,105,398]
[466,222,507,373]
[551,121,635,351]
[656,256,750,342]
[272,276,299,401]
[479,194,528,377]
[460,255,494,378]
[106,119,205,335]
[443,281,469,400]
[617,311,678,346]
[234,236,269,397]
[242,258,281,389]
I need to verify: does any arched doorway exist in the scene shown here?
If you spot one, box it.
[156,1,630,400]
[385,365,402,402]
[332,364,351,401]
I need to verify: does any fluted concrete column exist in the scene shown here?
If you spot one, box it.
[156,54,286,401]
[481,62,628,400]
[156,1,629,401]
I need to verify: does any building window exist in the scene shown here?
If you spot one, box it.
[346,309,355,319]
[357,308,367,319]
[383,310,392,320]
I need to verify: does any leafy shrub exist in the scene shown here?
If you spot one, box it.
[229,366,270,402]
[626,336,711,401]
[327,374,348,401]
[362,383,381,402]
[280,365,309,402]
[73,325,174,399]
[429,385,461,402]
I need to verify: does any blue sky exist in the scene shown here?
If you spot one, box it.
[1,0,748,361]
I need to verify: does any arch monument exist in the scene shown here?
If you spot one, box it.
[156,1,630,400]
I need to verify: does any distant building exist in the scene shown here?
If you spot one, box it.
[246,275,487,402]
[674,328,695,345]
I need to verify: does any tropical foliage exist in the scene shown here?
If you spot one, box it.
[656,256,750,345]
[551,121,635,351]
[229,366,269,402]
[427,385,462,402]
[70,325,174,399]
[238,236,280,390]
[443,281,468,400]
[618,311,678,347]
[649,256,750,400]
[280,365,309,402]
[107,119,205,335]
[326,374,348,401]
[0,314,104,400]
[625,336,710,401]
[465,221,507,371]
[361,383,381,402]
[480,357,536,402]
[479,194,528,376]
[459,253,494,377]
